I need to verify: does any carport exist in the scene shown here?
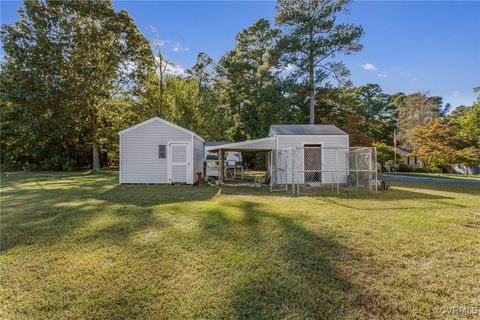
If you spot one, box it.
[205,137,276,181]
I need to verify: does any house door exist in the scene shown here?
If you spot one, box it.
[304,144,322,183]
[168,142,190,184]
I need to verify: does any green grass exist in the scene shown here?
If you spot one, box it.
[384,172,480,180]
[1,171,479,319]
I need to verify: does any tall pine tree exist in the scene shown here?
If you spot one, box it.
[275,0,363,124]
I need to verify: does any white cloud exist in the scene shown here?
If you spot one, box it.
[146,25,159,36]
[271,63,296,74]
[362,63,377,71]
[164,62,186,76]
[154,56,186,76]
[153,39,189,53]
[171,41,189,52]
[452,90,461,97]
[152,39,165,48]
[377,72,388,78]
[145,26,189,53]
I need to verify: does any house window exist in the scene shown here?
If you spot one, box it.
[158,145,166,159]
[408,156,415,166]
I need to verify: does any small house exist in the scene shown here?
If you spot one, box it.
[118,117,204,184]
[396,146,424,168]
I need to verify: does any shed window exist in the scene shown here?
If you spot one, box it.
[158,145,166,159]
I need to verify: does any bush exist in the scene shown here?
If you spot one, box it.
[397,163,413,172]
[372,142,401,164]
[21,161,39,172]
[63,158,77,171]
[412,167,429,173]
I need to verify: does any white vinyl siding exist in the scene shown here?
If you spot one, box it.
[193,136,204,181]
[276,135,349,184]
[119,119,202,184]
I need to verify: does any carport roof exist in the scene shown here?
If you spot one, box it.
[205,141,232,147]
[205,137,276,152]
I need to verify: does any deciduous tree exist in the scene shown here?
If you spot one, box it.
[397,93,445,148]
[412,118,478,172]
[1,0,153,170]
[216,18,290,140]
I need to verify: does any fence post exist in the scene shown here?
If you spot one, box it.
[285,151,288,192]
[368,148,372,191]
[374,147,378,193]
[292,149,295,194]
[335,149,339,194]
[355,151,359,189]
[331,172,334,191]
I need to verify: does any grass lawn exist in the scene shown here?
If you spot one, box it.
[1,171,479,319]
[384,172,480,180]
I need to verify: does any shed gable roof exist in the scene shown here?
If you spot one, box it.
[118,117,205,141]
[269,124,347,136]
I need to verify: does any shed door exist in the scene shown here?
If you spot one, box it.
[168,143,190,184]
[304,144,322,183]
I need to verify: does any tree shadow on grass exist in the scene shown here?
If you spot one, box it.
[1,171,218,252]
[0,202,157,252]
[191,201,390,319]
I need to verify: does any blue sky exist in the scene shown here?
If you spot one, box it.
[1,1,479,108]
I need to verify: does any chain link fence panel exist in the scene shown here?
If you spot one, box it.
[270,147,378,194]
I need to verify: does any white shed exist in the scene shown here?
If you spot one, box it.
[269,124,349,184]
[118,117,204,184]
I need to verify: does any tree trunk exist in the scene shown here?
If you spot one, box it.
[90,108,101,171]
[309,87,315,125]
[92,140,100,171]
[308,51,315,124]
[159,52,165,116]
[308,26,315,125]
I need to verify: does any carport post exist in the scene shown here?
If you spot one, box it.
[220,149,225,182]
[269,151,273,192]
[265,151,269,173]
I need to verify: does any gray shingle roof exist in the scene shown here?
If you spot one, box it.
[269,124,347,136]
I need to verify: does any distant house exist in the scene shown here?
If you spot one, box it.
[396,146,424,168]
[452,164,480,175]
[393,146,480,174]
[118,117,204,184]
